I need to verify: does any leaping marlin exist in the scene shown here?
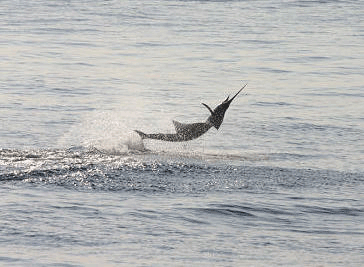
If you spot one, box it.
[135,84,247,142]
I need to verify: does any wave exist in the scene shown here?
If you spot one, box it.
[192,203,364,219]
[1,147,362,193]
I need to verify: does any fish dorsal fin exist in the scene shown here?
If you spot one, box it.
[201,103,214,115]
[173,120,187,133]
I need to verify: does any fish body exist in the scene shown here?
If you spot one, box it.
[135,84,246,142]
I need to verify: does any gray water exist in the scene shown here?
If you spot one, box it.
[1,0,364,266]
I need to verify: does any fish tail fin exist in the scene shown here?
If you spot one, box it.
[134,130,148,139]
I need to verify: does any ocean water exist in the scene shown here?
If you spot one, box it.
[1,0,363,266]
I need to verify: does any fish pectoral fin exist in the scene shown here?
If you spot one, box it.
[201,103,214,115]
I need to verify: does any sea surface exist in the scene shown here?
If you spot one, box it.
[1,0,363,266]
